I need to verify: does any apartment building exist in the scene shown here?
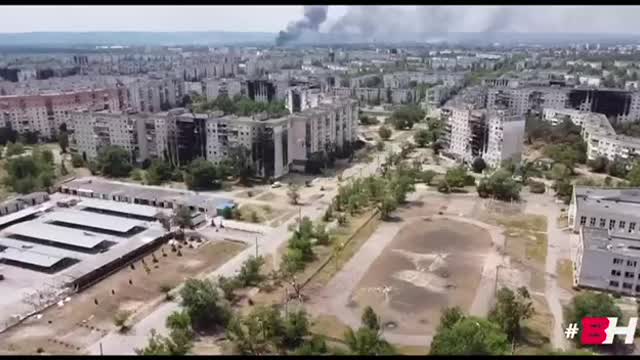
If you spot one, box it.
[0,88,120,140]
[202,77,242,100]
[72,110,139,161]
[483,110,526,168]
[71,96,358,179]
[123,77,185,113]
[286,86,325,113]
[570,186,640,294]
[542,107,640,161]
[441,105,524,167]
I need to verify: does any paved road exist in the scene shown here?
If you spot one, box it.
[86,149,391,355]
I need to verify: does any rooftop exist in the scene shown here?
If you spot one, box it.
[582,227,640,257]
[574,186,640,219]
[40,209,147,233]
[4,222,111,250]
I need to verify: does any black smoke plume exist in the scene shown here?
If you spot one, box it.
[275,5,328,46]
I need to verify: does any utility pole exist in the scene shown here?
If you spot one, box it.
[255,236,259,258]
[99,342,103,356]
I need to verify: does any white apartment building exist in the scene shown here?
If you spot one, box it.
[202,77,242,100]
[483,110,526,168]
[0,88,120,140]
[71,96,358,179]
[570,186,640,294]
[72,110,138,161]
[542,107,640,161]
[442,105,524,167]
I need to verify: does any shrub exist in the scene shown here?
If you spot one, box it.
[528,180,546,194]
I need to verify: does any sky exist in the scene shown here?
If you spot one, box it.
[2,5,640,34]
[0,6,347,33]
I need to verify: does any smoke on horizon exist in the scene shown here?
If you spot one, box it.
[276,6,640,45]
[275,5,328,46]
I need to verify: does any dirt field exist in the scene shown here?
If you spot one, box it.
[350,218,493,336]
[0,239,245,355]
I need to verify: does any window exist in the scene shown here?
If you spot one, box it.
[590,217,597,227]
[631,222,637,233]
[620,221,627,230]
[625,271,634,278]
[612,269,621,276]
[628,260,638,267]
[610,219,616,230]
[610,280,620,287]
[624,283,633,290]
[614,258,624,265]
[600,218,607,228]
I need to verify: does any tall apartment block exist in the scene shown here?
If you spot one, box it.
[441,105,525,168]
[71,97,358,179]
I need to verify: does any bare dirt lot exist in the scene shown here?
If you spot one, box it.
[0,239,245,355]
[351,218,493,336]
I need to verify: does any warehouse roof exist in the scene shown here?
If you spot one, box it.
[42,210,146,233]
[77,198,159,218]
[0,247,65,268]
[5,222,109,249]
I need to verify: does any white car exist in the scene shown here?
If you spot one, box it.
[271,181,283,188]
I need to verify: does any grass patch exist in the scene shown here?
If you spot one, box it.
[256,191,277,202]
[557,259,574,291]
[305,210,380,288]
[396,345,429,355]
[235,204,278,223]
[311,314,350,342]
[496,215,548,267]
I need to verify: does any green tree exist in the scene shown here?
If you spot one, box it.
[97,145,132,178]
[588,156,609,173]
[627,163,640,186]
[173,206,193,228]
[184,158,221,190]
[471,157,487,173]
[606,157,629,178]
[146,159,173,185]
[553,179,574,204]
[528,180,546,194]
[361,306,381,332]
[488,287,535,343]
[71,153,84,167]
[378,126,392,141]
[179,278,231,332]
[430,316,510,355]
[5,142,25,157]
[58,130,69,154]
[389,105,425,130]
[4,153,55,194]
[437,307,465,332]
[478,169,522,201]
[344,327,396,355]
[445,166,471,189]
[227,145,254,184]
[565,291,624,349]
[549,163,572,181]
[136,330,172,355]
[237,256,265,287]
[414,129,431,148]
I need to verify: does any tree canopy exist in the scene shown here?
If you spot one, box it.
[430,312,510,355]
[96,145,132,178]
[564,291,623,349]
[179,278,231,332]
